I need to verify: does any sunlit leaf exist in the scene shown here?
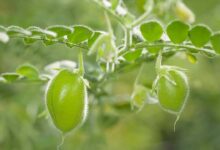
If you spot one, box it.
[46,25,73,38]
[210,33,220,54]
[7,26,31,36]
[16,64,40,80]
[67,25,93,44]
[1,73,21,83]
[140,21,163,42]
[123,49,142,62]
[189,25,211,47]
[166,20,189,44]
[88,31,103,48]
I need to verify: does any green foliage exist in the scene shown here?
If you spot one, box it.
[189,25,212,47]
[0,0,220,148]
[140,21,163,42]
[166,20,189,44]
[1,73,21,83]
[16,64,40,80]
[67,25,93,44]
[210,33,220,54]
[123,49,142,62]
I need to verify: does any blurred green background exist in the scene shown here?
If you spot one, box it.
[0,0,220,150]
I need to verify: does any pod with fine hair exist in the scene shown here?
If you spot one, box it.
[46,69,88,133]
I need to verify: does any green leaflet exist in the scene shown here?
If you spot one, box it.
[16,64,40,80]
[46,25,73,38]
[1,73,21,83]
[123,49,142,62]
[140,21,163,42]
[88,31,103,48]
[166,20,189,44]
[189,25,211,47]
[67,25,93,44]
[46,69,88,133]
[210,33,220,54]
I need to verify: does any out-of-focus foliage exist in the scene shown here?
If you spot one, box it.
[0,0,220,150]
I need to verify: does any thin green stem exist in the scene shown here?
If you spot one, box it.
[104,12,114,38]
[92,0,125,27]
[134,42,216,56]
[78,49,85,76]
[155,51,162,74]
[130,0,154,28]
[125,27,132,49]
[134,64,144,86]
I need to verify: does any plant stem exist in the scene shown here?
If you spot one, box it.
[134,42,216,56]
[155,51,162,74]
[104,12,114,38]
[130,0,154,28]
[78,49,85,76]
[125,27,132,49]
[134,64,144,86]
[92,0,125,27]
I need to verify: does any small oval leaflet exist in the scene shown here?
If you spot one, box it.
[189,25,211,47]
[166,20,189,44]
[140,21,163,42]
[46,69,88,133]
[46,25,73,38]
[210,33,220,54]
[1,73,21,83]
[16,64,40,80]
[67,25,93,44]
[123,49,142,62]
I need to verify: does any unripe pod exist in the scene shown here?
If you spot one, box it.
[46,69,88,133]
[157,70,189,114]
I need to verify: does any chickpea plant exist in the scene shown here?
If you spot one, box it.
[0,0,220,148]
